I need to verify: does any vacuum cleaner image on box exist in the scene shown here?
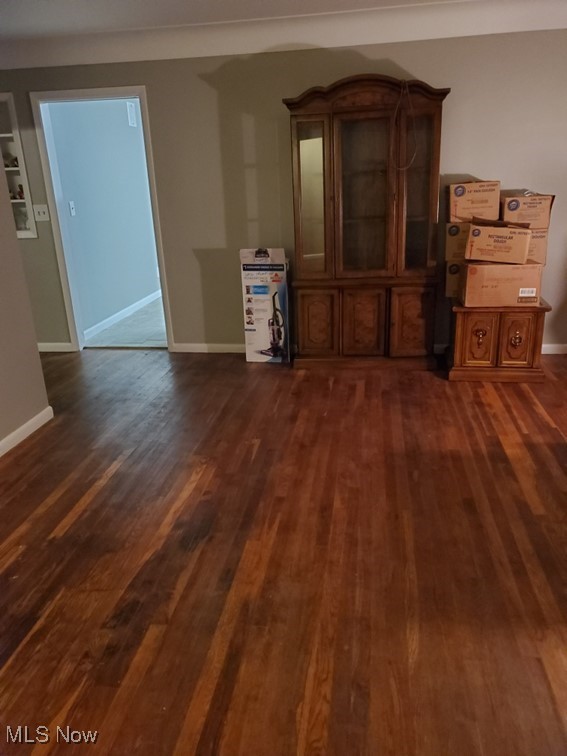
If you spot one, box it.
[240,248,290,363]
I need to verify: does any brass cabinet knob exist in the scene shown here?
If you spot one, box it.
[473,328,487,347]
[510,330,523,349]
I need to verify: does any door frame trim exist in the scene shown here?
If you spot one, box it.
[30,85,173,350]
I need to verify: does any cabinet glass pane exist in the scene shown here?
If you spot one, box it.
[404,114,434,269]
[298,122,326,274]
[340,118,389,272]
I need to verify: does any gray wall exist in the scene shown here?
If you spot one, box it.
[0,170,50,446]
[1,30,566,347]
[45,97,159,333]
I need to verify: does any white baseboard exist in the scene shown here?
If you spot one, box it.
[83,290,161,340]
[36,340,566,356]
[38,342,76,352]
[542,344,567,354]
[170,342,245,354]
[0,406,54,459]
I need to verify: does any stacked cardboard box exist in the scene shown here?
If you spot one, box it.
[445,180,500,299]
[500,190,554,265]
[444,182,553,307]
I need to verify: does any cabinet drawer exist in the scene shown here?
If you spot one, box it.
[342,289,386,355]
[498,313,536,367]
[461,312,499,367]
[297,289,339,356]
[389,286,435,357]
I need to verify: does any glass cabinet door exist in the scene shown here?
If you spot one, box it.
[292,117,332,278]
[335,113,395,277]
[398,111,437,273]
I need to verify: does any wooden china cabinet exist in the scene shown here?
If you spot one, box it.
[283,74,450,362]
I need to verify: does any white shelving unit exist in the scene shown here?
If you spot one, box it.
[0,93,37,238]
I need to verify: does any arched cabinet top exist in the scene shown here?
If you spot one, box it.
[283,74,450,113]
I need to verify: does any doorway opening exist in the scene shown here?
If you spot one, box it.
[31,87,172,350]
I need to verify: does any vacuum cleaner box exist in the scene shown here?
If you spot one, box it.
[240,248,290,363]
[460,261,542,307]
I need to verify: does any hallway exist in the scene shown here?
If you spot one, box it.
[84,295,167,348]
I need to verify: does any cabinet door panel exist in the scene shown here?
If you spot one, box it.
[390,286,435,357]
[461,313,499,367]
[342,289,386,355]
[397,109,441,275]
[297,290,339,356]
[335,113,396,277]
[498,314,536,367]
[291,116,333,279]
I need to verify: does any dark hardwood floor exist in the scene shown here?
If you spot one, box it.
[0,351,566,755]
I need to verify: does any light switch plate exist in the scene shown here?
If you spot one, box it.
[33,204,50,222]
[127,101,137,127]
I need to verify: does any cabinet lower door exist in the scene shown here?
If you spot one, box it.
[342,289,386,356]
[498,313,536,367]
[389,286,435,357]
[460,312,499,367]
[297,289,339,356]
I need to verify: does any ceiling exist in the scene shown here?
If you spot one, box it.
[0,0,479,39]
[0,0,565,69]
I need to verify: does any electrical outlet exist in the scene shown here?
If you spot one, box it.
[33,204,50,222]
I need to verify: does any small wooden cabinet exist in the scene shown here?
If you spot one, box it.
[283,74,450,362]
[449,300,551,382]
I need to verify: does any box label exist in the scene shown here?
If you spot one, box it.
[449,181,500,222]
[519,288,537,297]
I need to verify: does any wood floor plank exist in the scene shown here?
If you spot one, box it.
[0,351,565,755]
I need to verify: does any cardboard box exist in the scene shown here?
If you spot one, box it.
[446,262,463,297]
[240,248,290,363]
[445,222,470,261]
[528,229,549,266]
[460,261,543,307]
[465,223,532,264]
[449,181,500,222]
[500,190,555,228]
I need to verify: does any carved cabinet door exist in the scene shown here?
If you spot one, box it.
[389,286,435,357]
[342,289,386,355]
[498,313,536,367]
[297,289,339,356]
[461,313,499,367]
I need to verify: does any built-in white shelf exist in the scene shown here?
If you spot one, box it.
[0,93,37,239]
